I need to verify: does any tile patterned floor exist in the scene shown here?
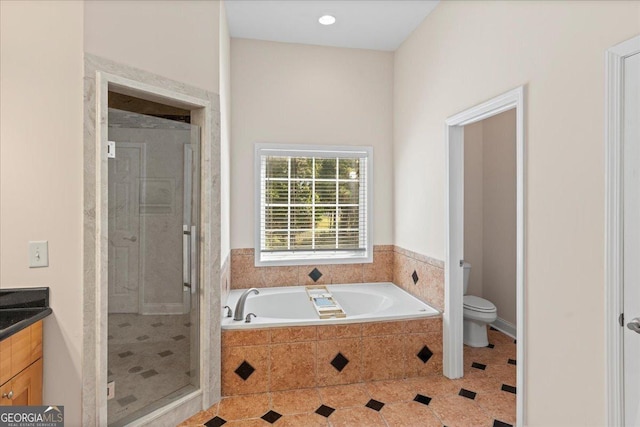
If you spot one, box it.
[180,329,516,427]
[108,313,195,424]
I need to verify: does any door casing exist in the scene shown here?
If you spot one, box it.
[605,34,640,427]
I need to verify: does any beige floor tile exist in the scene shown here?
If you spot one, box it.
[476,390,517,425]
[381,401,443,427]
[277,413,329,427]
[407,374,461,398]
[328,407,387,427]
[271,388,322,415]
[223,419,270,427]
[429,395,493,427]
[365,379,416,404]
[217,394,271,421]
[317,383,370,409]
[485,364,517,386]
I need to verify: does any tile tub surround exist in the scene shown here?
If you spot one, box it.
[229,246,443,311]
[220,317,443,397]
[181,328,516,427]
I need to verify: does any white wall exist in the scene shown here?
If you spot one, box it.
[230,38,394,249]
[220,1,231,264]
[394,1,640,425]
[84,0,220,94]
[0,1,84,425]
[463,120,484,297]
[482,110,517,326]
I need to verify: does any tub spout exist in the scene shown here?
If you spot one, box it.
[234,288,259,321]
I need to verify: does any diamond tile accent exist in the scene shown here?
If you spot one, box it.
[309,268,323,282]
[493,420,513,427]
[136,335,149,341]
[487,343,495,349]
[412,270,419,284]
[459,388,477,400]
[330,352,350,372]
[261,410,282,424]
[117,394,137,406]
[128,366,143,374]
[414,394,432,406]
[140,369,158,379]
[501,384,516,394]
[417,345,433,363]
[205,416,227,427]
[365,399,385,411]
[471,362,487,370]
[234,361,255,381]
[118,351,133,358]
[172,335,186,341]
[508,359,516,366]
[489,326,498,331]
[158,350,173,358]
[315,404,335,417]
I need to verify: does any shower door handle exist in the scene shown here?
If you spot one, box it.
[183,225,191,291]
[190,225,197,294]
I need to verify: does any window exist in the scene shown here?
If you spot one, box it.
[255,144,373,266]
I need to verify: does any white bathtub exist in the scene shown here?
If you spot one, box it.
[221,282,440,329]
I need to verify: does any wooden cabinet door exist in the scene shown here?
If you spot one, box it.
[0,359,42,406]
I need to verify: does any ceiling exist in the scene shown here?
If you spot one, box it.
[224,0,440,51]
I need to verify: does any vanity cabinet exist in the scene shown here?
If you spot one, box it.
[0,320,43,406]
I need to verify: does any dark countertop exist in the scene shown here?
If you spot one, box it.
[0,287,52,341]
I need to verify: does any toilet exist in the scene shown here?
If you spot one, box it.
[462,262,498,347]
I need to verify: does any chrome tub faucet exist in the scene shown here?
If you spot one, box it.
[234,288,259,321]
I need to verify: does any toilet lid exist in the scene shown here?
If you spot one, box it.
[463,295,497,312]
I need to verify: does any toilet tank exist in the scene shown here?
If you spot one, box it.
[462,262,471,294]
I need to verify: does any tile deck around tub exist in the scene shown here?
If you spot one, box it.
[180,329,516,427]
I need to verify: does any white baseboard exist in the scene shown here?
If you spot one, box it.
[142,303,187,315]
[492,317,517,339]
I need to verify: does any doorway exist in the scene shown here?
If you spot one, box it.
[106,106,201,425]
[605,34,640,427]
[444,86,525,426]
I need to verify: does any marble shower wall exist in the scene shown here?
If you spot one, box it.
[229,246,444,312]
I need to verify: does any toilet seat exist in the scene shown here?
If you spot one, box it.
[463,295,497,313]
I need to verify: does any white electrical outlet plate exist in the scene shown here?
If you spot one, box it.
[28,241,49,268]
[107,381,115,400]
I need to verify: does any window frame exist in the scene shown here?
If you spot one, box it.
[254,143,374,267]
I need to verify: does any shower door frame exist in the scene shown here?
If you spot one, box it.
[83,54,221,427]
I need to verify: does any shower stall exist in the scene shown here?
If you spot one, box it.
[106,108,201,426]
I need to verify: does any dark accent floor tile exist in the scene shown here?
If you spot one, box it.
[417,345,433,363]
[508,359,516,366]
[331,352,349,372]
[493,420,513,427]
[490,326,498,331]
[414,394,432,406]
[151,322,163,327]
[136,335,149,341]
[365,399,385,411]
[158,350,173,358]
[315,404,335,417]
[471,362,486,370]
[459,388,477,400]
[117,394,137,406]
[140,369,158,379]
[118,322,131,328]
[501,384,516,394]
[513,339,517,344]
[234,361,255,380]
[205,416,227,427]
[412,270,419,284]
[118,351,133,358]
[128,366,143,374]
[309,268,323,282]
[487,343,495,349]
[261,410,282,424]
[172,334,186,341]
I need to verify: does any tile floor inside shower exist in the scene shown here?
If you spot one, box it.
[108,313,195,425]
[180,328,516,427]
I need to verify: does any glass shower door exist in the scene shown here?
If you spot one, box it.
[106,108,200,426]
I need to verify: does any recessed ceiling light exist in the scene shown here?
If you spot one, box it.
[318,15,336,26]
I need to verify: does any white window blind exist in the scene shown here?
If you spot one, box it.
[255,144,373,266]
